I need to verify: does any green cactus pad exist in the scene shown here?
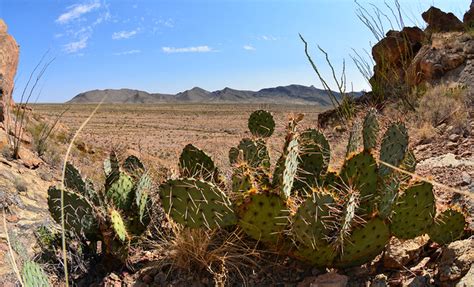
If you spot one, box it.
[179,144,216,181]
[339,151,378,213]
[238,192,289,243]
[110,209,128,242]
[292,192,335,248]
[379,123,409,177]
[336,217,390,268]
[391,182,435,239]
[123,155,145,175]
[135,174,151,223]
[22,261,50,287]
[106,173,134,210]
[232,165,256,194]
[281,138,299,198]
[64,162,86,195]
[346,121,362,156]
[47,187,98,238]
[428,208,466,245]
[362,108,379,151]
[104,151,120,178]
[293,130,329,195]
[248,110,275,138]
[159,179,237,229]
[294,243,337,268]
[231,138,270,169]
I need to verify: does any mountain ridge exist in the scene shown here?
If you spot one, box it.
[68,85,361,106]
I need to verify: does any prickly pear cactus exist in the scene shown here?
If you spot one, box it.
[47,187,98,239]
[237,192,289,243]
[428,208,466,245]
[159,178,237,229]
[179,144,216,181]
[248,110,275,138]
[21,261,50,287]
[346,121,362,156]
[378,123,409,177]
[106,173,134,210]
[336,217,390,268]
[229,138,270,169]
[110,209,128,242]
[390,182,435,239]
[362,108,379,151]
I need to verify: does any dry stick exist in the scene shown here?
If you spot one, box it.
[60,97,106,287]
[377,159,474,199]
[3,208,24,286]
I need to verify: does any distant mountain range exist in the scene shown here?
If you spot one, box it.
[68,85,362,106]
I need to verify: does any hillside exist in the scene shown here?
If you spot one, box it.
[67,84,359,106]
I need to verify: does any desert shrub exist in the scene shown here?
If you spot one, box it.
[14,176,28,192]
[417,84,469,133]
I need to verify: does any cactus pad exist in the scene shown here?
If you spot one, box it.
[379,123,409,177]
[292,192,335,248]
[106,173,134,210]
[339,151,378,213]
[47,187,98,238]
[336,217,390,267]
[362,108,379,151]
[22,261,50,287]
[179,144,216,181]
[135,174,151,223]
[238,192,289,243]
[110,209,128,242]
[300,129,330,168]
[391,182,435,239]
[123,155,145,175]
[248,110,275,138]
[346,121,362,156]
[64,162,87,195]
[295,243,337,268]
[159,179,237,229]
[230,138,270,169]
[281,138,299,198]
[428,208,466,245]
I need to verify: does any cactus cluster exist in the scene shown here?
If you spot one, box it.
[45,109,467,269]
[47,152,152,261]
[158,109,468,268]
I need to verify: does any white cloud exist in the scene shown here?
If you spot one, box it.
[56,1,101,24]
[162,46,214,53]
[243,45,256,51]
[159,19,174,28]
[260,35,278,41]
[113,49,141,56]
[112,30,138,40]
[63,36,89,53]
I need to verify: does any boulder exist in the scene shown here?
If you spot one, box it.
[422,7,465,33]
[0,19,19,125]
[438,238,474,283]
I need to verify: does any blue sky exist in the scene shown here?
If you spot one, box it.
[0,0,470,103]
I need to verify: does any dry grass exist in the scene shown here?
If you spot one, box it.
[416,84,469,133]
[148,221,262,286]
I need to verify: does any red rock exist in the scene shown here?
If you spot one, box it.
[0,19,19,126]
[422,7,464,33]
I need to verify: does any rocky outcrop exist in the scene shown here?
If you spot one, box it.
[422,6,465,33]
[0,19,19,127]
[463,1,474,28]
[370,27,425,95]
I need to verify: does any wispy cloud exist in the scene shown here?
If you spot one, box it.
[63,36,89,53]
[260,35,278,41]
[159,18,174,28]
[56,1,101,24]
[113,49,141,56]
[112,29,138,40]
[243,45,256,51]
[162,46,215,53]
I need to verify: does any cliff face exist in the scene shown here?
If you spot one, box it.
[0,19,19,147]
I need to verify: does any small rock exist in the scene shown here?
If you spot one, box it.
[403,274,430,287]
[449,134,461,142]
[410,257,431,272]
[447,142,458,149]
[439,238,474,283]
[384,237,428,269]
[461,172,472,185]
